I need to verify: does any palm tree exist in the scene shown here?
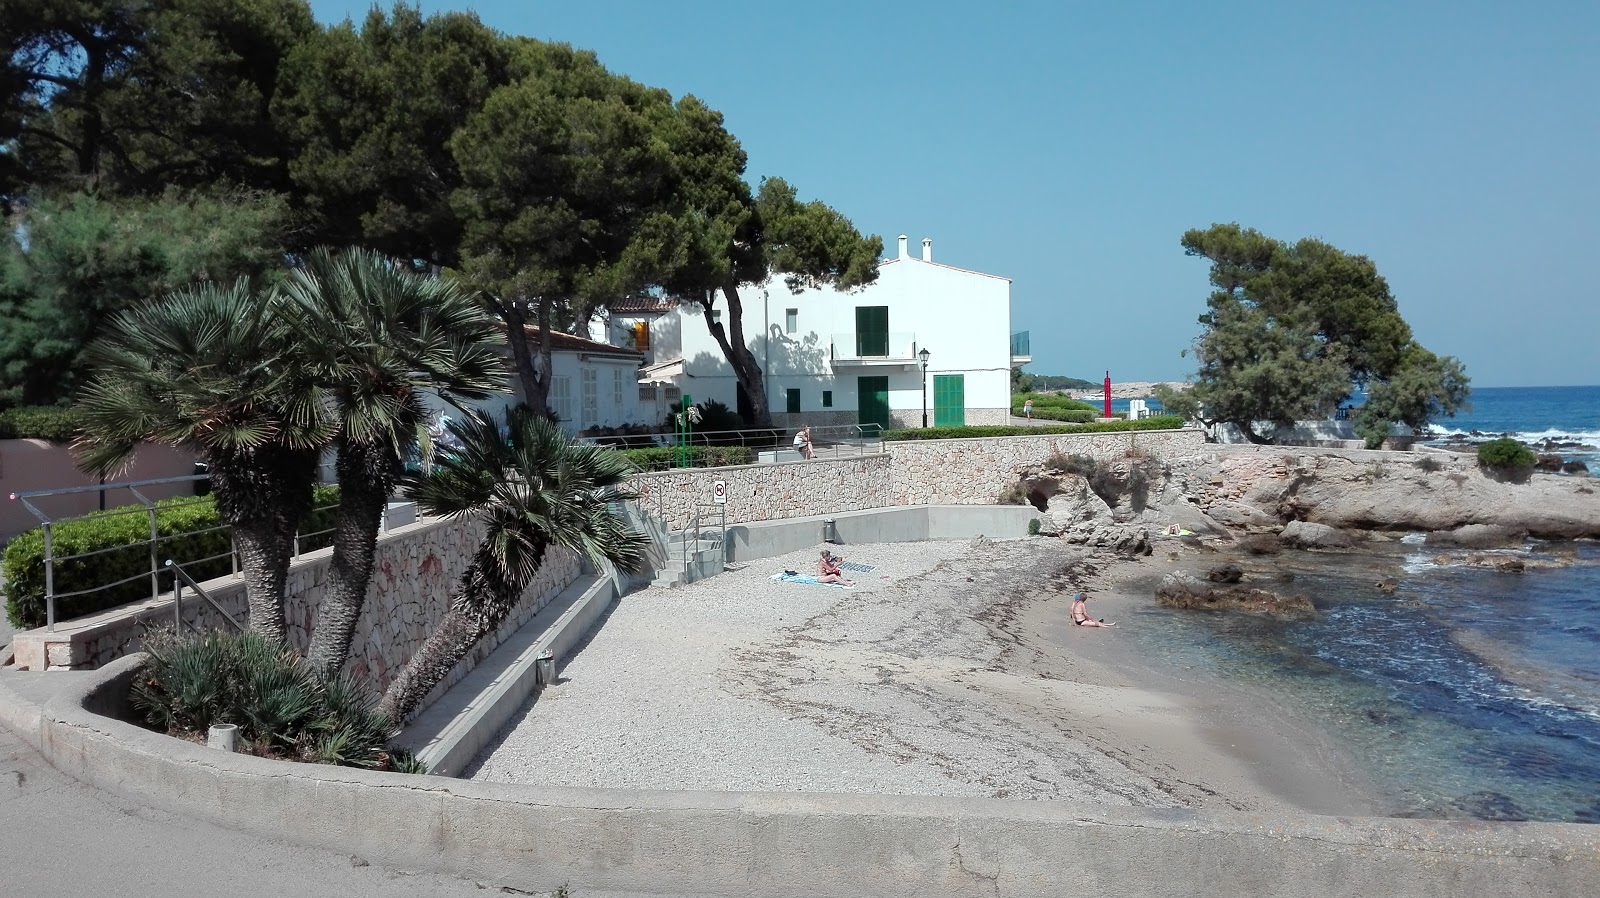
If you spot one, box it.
[377,407,647,723]
[280,247,506,679]
[76,280,331,645]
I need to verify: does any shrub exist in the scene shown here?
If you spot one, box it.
[883,416,1187,441]
[1477,438,1536,473]
[1012,392,1098,413]
[2,484,339,630]
[132,629,423,772]
[616,445,754,471]
[1411,455,1444,473]
[1024,408,1097,423]
[1027,518,1042,536]
[0,405,82,442]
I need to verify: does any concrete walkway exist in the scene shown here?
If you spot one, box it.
[0,670,536,897]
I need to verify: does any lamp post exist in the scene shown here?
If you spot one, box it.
[918,347,932,428]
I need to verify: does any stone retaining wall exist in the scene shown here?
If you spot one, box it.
[889,428,1207,505]
[630,454,894,531]
[12,516,579,709]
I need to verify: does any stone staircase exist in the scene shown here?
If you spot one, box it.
[652,535,725,589]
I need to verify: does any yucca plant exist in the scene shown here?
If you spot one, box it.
[280,248,506,679]
[77,280,332,645]
[377,407,648,723]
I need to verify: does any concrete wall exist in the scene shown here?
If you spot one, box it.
[725,505,1038,562]
[889,428,1209,505]
[1,439,198,541]
[6,657,1596,898]
[11,515,579,716]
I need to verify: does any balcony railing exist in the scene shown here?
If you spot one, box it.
[1010,330,1031,357]
[829,332,918,364]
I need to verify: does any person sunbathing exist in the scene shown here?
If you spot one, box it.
[818,549,854,585]
[1070,592,1115,627]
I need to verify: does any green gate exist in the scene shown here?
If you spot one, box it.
[933,374,965,427]
[857,376,890,431]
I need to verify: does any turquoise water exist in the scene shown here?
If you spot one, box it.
[1116,541,1600,822]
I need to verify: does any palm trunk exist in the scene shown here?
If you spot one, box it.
[231,520,293,646]
[306,440,396,678]
[705,280,772,427]
[377,540,543,723]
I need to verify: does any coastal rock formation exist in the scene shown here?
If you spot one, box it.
[1279,520,1356,549]
[1155,570,1314,615]
[1167,448,1600,540]
[1424,524,1526,549]
[1034,474,1112,536]
[1060,521,1152,556]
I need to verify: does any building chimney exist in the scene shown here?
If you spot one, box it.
[897,234,909,259]
[921,238,932,262]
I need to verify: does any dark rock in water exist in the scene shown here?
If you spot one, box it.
[1206,563,1244,584]
[1236,534,1283,555]
[1155,571,1314,615]
[1563,460,1590,475]
[1461,553,1527,573]
[1536,453,1565,471]
[1279,520,1355,549]
[1452,791,1530,822]
[1375,579,1399,594]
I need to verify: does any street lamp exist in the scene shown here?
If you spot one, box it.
[918,347,932,428]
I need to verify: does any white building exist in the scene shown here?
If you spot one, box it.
[628,235,1027,431]
[425,326,659,436]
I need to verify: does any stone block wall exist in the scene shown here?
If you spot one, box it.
[888,428,1208,506]
[17,515,579,706]
[630,455,894,531]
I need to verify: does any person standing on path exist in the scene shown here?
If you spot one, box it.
[1023,398,1034,421]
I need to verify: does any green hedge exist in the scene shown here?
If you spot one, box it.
[1012,392,1099,412]
[883,417,1188,442]
[617,446,754,471]
[1019,408,1097,423]
[0,406,82,442]
[3,484,339,630]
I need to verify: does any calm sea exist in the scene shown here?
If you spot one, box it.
[1117,385,1600,822]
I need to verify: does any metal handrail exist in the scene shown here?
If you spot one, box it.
[164,558,245,634]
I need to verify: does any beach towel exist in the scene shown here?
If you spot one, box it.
[770,572,853,589]
[838,561,876,573]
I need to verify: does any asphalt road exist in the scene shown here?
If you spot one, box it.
[0,719,533,896]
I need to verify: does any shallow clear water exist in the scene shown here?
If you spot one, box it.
[1115,541,1600,822]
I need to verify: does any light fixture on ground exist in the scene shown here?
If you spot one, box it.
[918,347,931,428]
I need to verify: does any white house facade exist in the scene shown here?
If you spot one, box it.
[633,235,1026,431]
[425,326,661,436]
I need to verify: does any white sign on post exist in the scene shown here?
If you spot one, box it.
[712,479,727,504]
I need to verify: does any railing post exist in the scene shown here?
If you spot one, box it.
[174,578,182,631]
[43,521,55,633]
[148,502,160,604]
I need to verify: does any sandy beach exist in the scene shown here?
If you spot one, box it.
[468,536,1383,816]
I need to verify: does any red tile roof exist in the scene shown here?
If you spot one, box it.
[499,323,644,359]
[608,295,680,314]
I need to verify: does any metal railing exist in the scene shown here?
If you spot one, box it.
[590,423,884,472]
[166,558,245,634]
[1010,330,1031,357]
[9,465,346,633]
[829,332,918,362]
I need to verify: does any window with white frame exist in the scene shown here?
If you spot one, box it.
[785,308,798,333]
[612,368,625,413]
[550,376,572,423]
[581,368,599,428]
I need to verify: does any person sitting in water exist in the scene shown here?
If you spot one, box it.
[817,549,854,585]
[1070,592,1115,627]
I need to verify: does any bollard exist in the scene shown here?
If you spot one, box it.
[207,723,240,753]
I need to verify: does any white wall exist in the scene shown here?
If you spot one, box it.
[658,242,1013,423]
[423,353,653,437]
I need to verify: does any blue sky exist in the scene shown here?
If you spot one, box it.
[309,1,1598,388]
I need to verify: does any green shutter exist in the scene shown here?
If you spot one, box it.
[822,390,832,408]
[933,374,965,427]
[855,306,888,357]
[786,388,801,414]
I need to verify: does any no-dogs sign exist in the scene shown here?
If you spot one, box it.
[712,479,727,504]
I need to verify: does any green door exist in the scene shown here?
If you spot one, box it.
[855,306,889,357]
[857,376,890,431]
[933,374,965,427]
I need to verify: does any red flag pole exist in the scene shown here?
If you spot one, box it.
[1103,371,1112,419]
